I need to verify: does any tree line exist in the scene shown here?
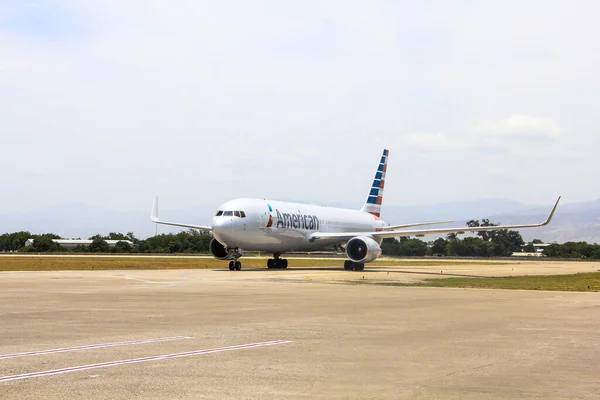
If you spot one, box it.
[381,219,527,257]
[0,230,213,254]
[381,219,600,259]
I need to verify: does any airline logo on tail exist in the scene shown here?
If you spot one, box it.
[362,149,388,218]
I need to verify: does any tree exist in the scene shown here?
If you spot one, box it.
[523,242,536,252]
[106,232,129,241]
[467,219,498,241]
[73,244,89,253]
[491,230,524,256]
[381,238,402,256]
[542,243,562,257]
[431,238,448,255]
[137,231,213,253]
[446,232,458,241]
[31,235,62,252]
[398,238,429,256]
[1,231,33,252]
[446,239,466,256]
[465,219,524,256]
[89,238,110,253]
[113,241,132,253]
[126,231,138,244]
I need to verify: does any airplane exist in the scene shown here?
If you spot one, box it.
[151,149,561,271]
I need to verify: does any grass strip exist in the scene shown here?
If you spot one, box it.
[375,272,600,292]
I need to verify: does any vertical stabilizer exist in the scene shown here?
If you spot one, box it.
[360,149,389,218]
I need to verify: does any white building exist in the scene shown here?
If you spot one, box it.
[25,239,134,250]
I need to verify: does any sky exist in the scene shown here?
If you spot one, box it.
[1,0,599,214]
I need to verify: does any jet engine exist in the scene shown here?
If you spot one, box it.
[345,236,382,263]
[209,238,242,260]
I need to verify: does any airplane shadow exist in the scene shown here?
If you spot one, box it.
[213,267,489,279]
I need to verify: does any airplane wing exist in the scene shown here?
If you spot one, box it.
[380,220,453,231]
[151,197,213,231]
[310,197,561,242]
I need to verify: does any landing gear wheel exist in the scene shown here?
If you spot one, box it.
[229,261,235,271]
[235,261,242,271]
[267,257,288,269]
[344,261,364,271]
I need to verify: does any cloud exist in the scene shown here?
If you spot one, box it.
[399,114,561,153]
[398,132,470,150]
[0,0,598,216]
[475,115,561,139]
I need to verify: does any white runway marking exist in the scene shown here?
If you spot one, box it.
[121,274,177,287]
[0,340,292,383]
[0,336,192,360]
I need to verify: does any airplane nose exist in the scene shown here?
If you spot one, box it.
[212,217,228,232]
[212,217,236,243]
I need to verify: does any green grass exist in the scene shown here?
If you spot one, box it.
[375,272,600,292]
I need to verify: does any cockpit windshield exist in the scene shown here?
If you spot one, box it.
[216,210,246,218]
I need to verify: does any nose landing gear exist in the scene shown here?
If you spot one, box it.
[267,253,288,269]
[227,248,243,270]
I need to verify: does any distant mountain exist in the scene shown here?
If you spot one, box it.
[1,198,599,244]
[378,199,600,244]
[379,198,535,223]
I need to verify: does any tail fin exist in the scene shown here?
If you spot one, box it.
[361,149,389,218]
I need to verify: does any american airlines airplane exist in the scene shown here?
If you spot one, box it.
[151,149,560,271]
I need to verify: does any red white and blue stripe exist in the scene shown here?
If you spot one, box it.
[361,149,388,218]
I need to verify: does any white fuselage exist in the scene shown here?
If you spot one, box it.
[212,198,386,253]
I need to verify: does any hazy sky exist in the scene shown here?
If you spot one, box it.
[1,0,599,214]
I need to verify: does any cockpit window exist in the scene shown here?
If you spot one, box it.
[234,211,240,217]
[240,211,246,218]
[223,211,233,216]
[215,210,223,216]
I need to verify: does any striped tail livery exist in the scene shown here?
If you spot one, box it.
[361,149,388,218]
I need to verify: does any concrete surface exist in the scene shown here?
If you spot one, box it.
[1,262,600,399]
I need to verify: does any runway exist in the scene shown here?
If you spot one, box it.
[1,263,600,399]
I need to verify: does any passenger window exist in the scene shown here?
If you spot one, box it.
[234,211,240,217]
[240,211,246,218]
[215,210,223,216]
[223,211,233,216]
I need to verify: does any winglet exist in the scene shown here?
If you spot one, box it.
[151,196,159,222]
[149,197,213,231]
[540,196,561,226]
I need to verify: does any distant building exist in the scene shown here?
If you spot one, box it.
[532,243,551,253]
[24,239,133,250]
[513,242,551,257]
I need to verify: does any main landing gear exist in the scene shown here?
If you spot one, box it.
[344,260,364,271]
[228,261,242,271]
[267,253,288,269]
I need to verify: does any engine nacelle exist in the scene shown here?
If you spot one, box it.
[345,236,382,263]
[209,238,242,260]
